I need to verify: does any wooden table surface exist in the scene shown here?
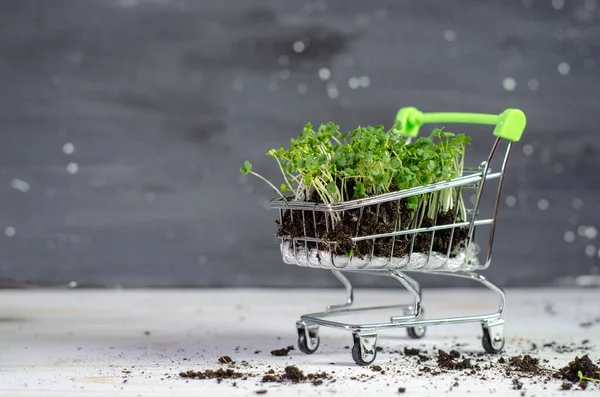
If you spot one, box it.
[1,288,599,396]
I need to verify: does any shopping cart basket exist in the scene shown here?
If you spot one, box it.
[270,107,526,366]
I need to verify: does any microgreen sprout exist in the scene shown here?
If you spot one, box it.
[241,122,471,228]
[578,370,600,383]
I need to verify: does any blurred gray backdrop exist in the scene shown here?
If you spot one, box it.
[1,0,599,288]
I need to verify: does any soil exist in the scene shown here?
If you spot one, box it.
[437,349,473,370]
[270,346,294,356]
[508,355,540,373]
[179,350,598,393]
[553,354,599,383]
[276,198,469,259]
[218,356,233,364]
[179,368,246,380]
[404,347,421,356]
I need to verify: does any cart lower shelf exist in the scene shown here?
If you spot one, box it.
[293,268,506,365]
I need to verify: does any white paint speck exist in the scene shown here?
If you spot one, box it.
[443,29,457,42]
[326,82,339,99]
[279,69,290,80]
[557,62,570,75]
[584,226,598,240]
[10,178,30,193]
[564,231,575,243]
[318,67,331,81]
[585,244,597,257]
[146,192,156,202]
[198,255,207,265]
[68,281,78,288]
[67,162,79,174]
[297,83,308,95]
[502,77,516,91]
[552,0,565,9]
[537,199,549,211]
[63,142,75,154]
[527,78,539,91]
[552,163,564,174]
[505,195,517,207]
[598,248,600,258]
[522,144,534,156]
[4,226,15,237]
[572,197,583,210]
[293,41,306,53]
[348,76,370,89]
[578,225,588,237]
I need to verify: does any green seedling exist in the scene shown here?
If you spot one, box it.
[241,121,471,228]
[578,370,600,383]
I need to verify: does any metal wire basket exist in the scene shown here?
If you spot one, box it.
[270,107,526,365]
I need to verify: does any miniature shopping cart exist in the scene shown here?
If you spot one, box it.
[269,107,526,366]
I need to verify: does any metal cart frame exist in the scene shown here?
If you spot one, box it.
[270,108,526,365]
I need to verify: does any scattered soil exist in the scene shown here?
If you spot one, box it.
[276,198,469,259]
[512,378,523,390]
[255,390,267,394]
[179,368,246,380]
[404,347,421,356]
[560,382,572,390]
[437,350,473,370]
[271,346,295,356]
[509,355,540,374]
[398,387,406,393]
[218,356,233,364]
[371,365,383,372]
[553,355,599,383]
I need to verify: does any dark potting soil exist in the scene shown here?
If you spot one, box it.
[509,355,541,374]
[276,198,469,259]
[553,354,599,383]
[437,349,473,370]
[271,346,295,356]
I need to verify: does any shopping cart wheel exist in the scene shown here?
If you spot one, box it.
[407,325,426,339]
[481,319,505,354]
[351,333,378,366]
[296,321,320,354]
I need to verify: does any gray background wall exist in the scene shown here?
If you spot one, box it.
[1,0,599,288]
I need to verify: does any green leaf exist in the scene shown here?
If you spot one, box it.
[326,182,337,195]
[280,184,288,192]
[240,160,252,175]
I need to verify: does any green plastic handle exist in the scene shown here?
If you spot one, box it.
[392,107,526,142]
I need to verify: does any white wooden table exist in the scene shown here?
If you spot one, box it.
[1,288,599,396]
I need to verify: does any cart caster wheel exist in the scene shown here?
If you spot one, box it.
[481,319,505,354]
[351,333,378,366]
[298,335,320,354]
[407,325,426,339]
[296,321,320,355]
